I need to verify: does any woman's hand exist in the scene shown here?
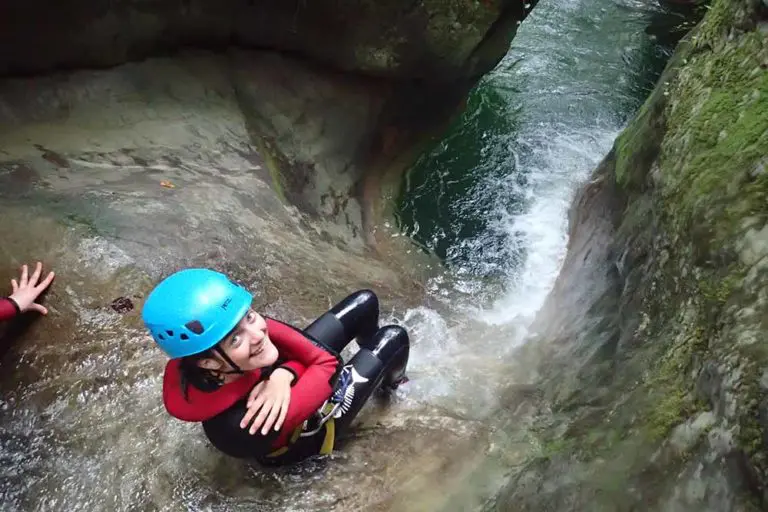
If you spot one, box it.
[240,368,294,435]
[9,262,55,315]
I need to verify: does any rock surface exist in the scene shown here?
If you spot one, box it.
[0,0,535,82]
[0,0,539,246]
[486,0,768,509]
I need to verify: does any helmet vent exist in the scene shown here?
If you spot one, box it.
[180,333,189,341]
[158,333,165,340]
[166,330,174,336]
[185,320,204,335]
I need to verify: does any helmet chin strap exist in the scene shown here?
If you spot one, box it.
[213,345,244,375]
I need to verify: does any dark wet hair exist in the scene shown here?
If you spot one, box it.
[178,349,223,398]
[177,315,248,399]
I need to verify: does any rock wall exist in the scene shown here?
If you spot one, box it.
[490,0,768,510]
[0,0,538,246]
[0,0,533,82]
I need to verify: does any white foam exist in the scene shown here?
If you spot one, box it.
[478,127,618,328]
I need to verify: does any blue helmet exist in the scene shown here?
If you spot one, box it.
[141,268,253,359]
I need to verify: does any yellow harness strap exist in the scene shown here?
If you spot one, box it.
[266,403,337,459]
[319,417,335,455]
[266,426,304,458]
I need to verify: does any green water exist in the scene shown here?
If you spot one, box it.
[396,0,690,283]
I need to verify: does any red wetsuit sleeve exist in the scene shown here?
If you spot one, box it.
[266,318,340,446]
[274,360,305,385]
[0,298,19,322]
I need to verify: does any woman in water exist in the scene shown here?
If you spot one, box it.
[142,268,410,465]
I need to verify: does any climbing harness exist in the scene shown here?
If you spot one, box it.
[266,365,356,459]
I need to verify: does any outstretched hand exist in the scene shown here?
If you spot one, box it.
[9,262,55,315]
[240,368,293,435]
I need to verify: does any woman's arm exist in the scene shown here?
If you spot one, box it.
[203,399,281,459]
[2,262,55,321]
[220,318,341,458]
[0,298,19,322]
[265,318,341,443]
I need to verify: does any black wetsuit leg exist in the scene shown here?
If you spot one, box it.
[303,289,380,353]
[331,325,410,435]
[273,326,410,463]
[256,292,409,464]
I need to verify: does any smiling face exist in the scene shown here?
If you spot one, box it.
[197,309,279,375]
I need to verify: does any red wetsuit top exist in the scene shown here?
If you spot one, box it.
[162,317,340,459]
[0,298,20,322]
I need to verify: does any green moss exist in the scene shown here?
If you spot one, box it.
[252,136,288,204]
[660,24,768,246]
[615,0,768,227]
[541,437,572,457]
[612,0,766,448]
[642,320,708,441]
[613,35,700,190]
[615,103,655,188]
[637,262,745,443]
[736,343,768,462]
[742,422,764,455]
[614,79,666,189]
[647,389,690,441]
[699,267,744,305]
[694,0,742,50]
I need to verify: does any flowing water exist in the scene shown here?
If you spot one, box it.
[0,0,689,510]
[395,0,678,408]
[391,0,682,506]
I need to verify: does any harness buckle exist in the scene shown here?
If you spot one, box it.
[300,400,341,437]
[299,367,354,437]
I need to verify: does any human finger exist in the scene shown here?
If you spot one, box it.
[247,382,266,406]
[249,400,274,435]
[35,270,55,292]
[28,303,48,315]
[261,400,283,435]
[29,262,42,286]
[240,395,266,429]
[19,265,28,287]
[274,396,290,431]
[11,279,18,293]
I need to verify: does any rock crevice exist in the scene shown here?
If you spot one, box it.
[492,0,768,509]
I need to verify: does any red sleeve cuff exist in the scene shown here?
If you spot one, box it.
[277,360,305,386]
[0,298,19,322]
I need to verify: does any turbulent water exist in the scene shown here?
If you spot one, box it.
[0,0,688,510]
[398,0,676,299]
[392,0,680,503]
[395,0,677,394]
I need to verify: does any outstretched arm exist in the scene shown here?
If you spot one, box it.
[2,262,55,321]
[0,298,19,322]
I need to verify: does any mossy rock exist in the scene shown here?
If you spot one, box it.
[492,0,768,509]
